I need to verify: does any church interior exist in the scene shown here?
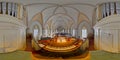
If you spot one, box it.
[0,0,120,60]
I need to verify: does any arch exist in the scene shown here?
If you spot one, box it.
[44,24,51,37]
[41,5,57,13]
[29,21,42,40]
[78,12,90,24]
[30,12,43,25]
[78,21,92,38]
[51,18,68,29]
[81,26,88,39]
[53,21,67,31]
[44,13,74,25]
[33,25,39,40]
[70,23,76,36]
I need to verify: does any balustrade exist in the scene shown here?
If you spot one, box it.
[0,2,23,19]
[96,2,120,20]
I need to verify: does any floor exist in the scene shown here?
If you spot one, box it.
[1,36,120,60]
[0,51,32,60]
[26,36,94,60]
[21,37,120,60]
[32,51,90,60]
[31,38,93,60]
[32,50,120,60]
[90,50,120,60]
[1,50,120,60]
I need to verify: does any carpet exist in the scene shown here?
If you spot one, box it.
[90,50,120,60]
[0,50,32,60]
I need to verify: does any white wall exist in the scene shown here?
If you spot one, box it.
[0,15,26,53]
[94,15,120,53]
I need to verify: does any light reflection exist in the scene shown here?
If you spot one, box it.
[57,37,66,43]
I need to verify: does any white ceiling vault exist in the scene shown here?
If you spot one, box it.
[1,0,119,6]
[1,0,119,27]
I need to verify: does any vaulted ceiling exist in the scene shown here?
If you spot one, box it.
[1,0,119,36]
[1,0,119,27]
[1,0,119,6]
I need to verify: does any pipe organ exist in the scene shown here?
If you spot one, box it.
[0,2,23,19]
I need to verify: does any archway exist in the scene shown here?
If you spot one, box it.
[81,26,88,39]
[29,21,42,40]
[78,21,92,39]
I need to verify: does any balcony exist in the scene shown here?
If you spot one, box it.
[0,2,24,19]
[96,2,120,21]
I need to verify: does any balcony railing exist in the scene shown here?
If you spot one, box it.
[96,2,120,21]
[0,2,23,19]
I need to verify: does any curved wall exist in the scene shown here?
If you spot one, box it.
[94,15,120,53]
[0,14,26,53]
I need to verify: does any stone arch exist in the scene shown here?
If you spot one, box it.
[44,13,74,25]
[78,12,90,24]
[30,13,43,27]
[78,21,92,38]
[29,21,42,39]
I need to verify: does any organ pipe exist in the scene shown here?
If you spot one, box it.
[114,2,117,14]
[109,3,111,15]
[0,2,23,19]
[0,2,1,14]
[97,2,120,19]
[105,3,108,16]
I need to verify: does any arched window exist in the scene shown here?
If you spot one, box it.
[33,25,39,40]
[82,27,87,39]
